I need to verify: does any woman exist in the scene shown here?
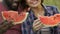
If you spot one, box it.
[20,0,59,34]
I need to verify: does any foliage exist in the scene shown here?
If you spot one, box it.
[44,0,60,11]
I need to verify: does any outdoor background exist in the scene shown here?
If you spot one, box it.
[44,0,60,11]
[0,0,60,11]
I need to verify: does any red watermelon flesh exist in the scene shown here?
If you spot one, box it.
[2,11,18,20]
[14,12,27,22]
[2,11,9,20]
[2,11,28,24]
[54,14,60,22]
[49,16,59,25]
[40,16,59,27]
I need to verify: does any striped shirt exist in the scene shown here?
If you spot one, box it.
[21,5,59,34]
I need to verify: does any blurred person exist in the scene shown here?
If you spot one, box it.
[20,0,59,34]
[0,0,28,34]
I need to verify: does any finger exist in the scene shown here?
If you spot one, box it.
[33,21,40,26]
[35,26,41,31]
[33,21,41,26]
[33,23,42,31]
[33,22,41,29]
[34,19,40,24]
[34,23,41,29]
[34,19,40,23]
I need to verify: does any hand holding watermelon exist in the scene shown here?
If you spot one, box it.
[1,11,29,25]
[33,18,45,31]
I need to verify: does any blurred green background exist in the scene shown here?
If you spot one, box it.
[44,0,60,11]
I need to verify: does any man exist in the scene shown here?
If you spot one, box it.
[0,0,22,34]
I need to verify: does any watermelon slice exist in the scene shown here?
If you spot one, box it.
[1,11,29,25]
[54,14,60,22]
[39,15,59,27]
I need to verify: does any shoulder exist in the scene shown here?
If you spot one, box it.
[45,6,59,14]
[46,6,58,10]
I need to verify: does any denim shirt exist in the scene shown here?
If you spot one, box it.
[21,5,59,34]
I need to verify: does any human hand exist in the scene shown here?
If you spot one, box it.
[33,19,44,31]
